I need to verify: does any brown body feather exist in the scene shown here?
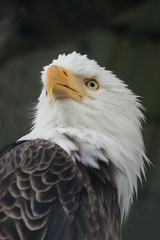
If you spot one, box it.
[0,139,121,240]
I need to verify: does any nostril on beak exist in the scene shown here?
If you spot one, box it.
[63,71,68,77]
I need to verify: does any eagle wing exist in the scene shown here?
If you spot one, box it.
[0,139,121,240]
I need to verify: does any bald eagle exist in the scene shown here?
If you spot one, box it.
[0,52,148,240]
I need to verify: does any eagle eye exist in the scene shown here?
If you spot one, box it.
[85,79,99,90]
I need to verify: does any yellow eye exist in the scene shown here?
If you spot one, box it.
[85,79,99,90]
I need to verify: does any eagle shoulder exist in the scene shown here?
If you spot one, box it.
[0,139,121,240]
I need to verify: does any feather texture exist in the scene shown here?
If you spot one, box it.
[0,139,121,240]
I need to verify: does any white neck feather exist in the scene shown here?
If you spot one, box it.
[20,91,148,220]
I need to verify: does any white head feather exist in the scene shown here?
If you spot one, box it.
[20,52,148,220]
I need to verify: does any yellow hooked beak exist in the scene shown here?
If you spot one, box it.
[46,65,91,102]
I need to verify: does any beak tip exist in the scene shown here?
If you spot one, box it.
[47,88,53,99]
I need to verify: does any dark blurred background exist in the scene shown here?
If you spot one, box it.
[0,0,160,239]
